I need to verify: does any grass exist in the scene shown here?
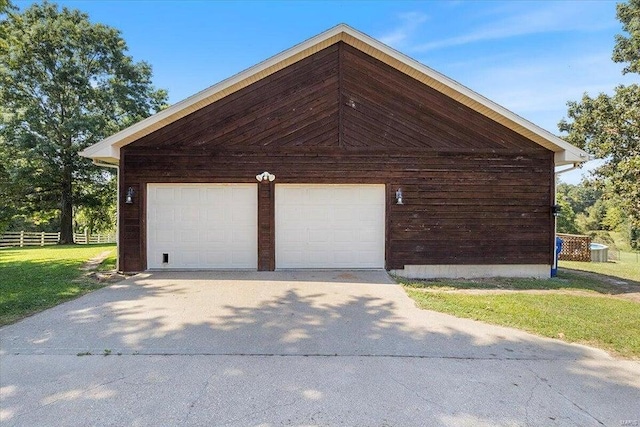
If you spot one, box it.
[400,270,640,359]
[0,244,116,326]
[97,250,117,272]
[560,250,640,282]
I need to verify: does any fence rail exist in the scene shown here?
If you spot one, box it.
[557,233,591,262]
[72,233,116,245]
[0,231,115,247]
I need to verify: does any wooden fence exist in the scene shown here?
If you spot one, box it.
[0,231,115,247]
[557,233,591,262]
[72,232,116,245]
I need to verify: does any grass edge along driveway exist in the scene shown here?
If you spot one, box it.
[399,270,640,360]
[0,244,116,326]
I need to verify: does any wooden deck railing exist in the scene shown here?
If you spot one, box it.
[557,233,591,262]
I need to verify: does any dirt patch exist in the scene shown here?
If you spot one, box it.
[404,269,640,303]
[78,250,127,285]
[562,269,640,302]
[80,250,112,271]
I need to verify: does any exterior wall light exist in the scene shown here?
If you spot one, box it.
[396,188,404,205]
[255,171,276,183]
[125,187,135,204]
[552,204,561,216]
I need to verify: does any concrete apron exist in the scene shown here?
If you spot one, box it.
[1,270,639,426]
[0,270,618,358]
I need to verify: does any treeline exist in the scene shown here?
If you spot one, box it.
[557,181,639,250]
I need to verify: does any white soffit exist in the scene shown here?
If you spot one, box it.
[79,24,590,166]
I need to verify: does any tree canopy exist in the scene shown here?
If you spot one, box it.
[559,0,640,239]
[613,0,640,74]
[0,2,168,241]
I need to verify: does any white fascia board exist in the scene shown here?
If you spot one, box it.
[79,144,120,164]
[554,147,592,166]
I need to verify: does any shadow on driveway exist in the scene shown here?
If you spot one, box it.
[1,270,638,426]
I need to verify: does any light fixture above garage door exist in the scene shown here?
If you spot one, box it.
[255,171,276,183]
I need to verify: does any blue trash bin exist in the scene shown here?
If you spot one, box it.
[551,237,563,277]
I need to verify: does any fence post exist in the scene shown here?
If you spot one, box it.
[57,232,61,244]
[41,231,45,246]
[19,231,24,247]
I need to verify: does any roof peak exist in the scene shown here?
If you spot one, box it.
[81,24,588,166]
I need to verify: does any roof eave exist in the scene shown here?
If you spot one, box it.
[554,148,591,166]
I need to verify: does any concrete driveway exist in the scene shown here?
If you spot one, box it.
[1,271,638,426]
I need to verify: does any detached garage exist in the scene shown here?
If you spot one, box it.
[80,24,589,278]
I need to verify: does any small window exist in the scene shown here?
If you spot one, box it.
[162,253,169,264]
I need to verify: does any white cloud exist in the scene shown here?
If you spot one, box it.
[426,50,635,134]
[378,11,428,47]
[411,2,617,52]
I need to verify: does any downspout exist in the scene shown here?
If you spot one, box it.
[93,160,120,271]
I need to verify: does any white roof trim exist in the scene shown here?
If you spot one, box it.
[80,24,590,166]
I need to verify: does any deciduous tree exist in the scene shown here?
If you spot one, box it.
[0,2,167,242]
[559,0,640,237]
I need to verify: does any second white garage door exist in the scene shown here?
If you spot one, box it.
[147,184,257,269]
[276,184,385,269]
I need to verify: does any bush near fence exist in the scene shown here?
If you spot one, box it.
[0,231,115,247]
[557,233,591,262]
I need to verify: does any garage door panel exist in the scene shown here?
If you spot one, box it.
[154,187,175,204]
[205,187,225,201]
[205,209,224,222]
[308,229,329,243]
[231,229,253,244]
[276,184,385,269]
[155,208,175,223]
[179,206,201,223]
[334,231,357,243]
[147,184,257,269]
[306,208,329,222]
[358,186,385,203]
[307,187,330,201]
[201,250,228,265]
[358,228,379,242]
[231,207,255,225]
[334,206,355,221]
[203,228,225,242]
[155,229,174,244]
[180,188,201,204]
[231,249,255,265]
[281,250,304,264]
[358,209,380,222]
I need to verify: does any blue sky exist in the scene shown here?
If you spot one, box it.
[17,0,638,183]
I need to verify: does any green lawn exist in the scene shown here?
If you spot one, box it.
[400,270,640,359]
[560,250,640,282]
[0,244,116,326]
[97,250,117,272]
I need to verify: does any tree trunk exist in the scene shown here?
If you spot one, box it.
[59,168,74,244]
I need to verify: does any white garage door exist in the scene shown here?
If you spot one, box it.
[147,184,257,269]
[276,184,385,269]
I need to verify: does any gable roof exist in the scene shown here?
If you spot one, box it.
[80,24,589,166]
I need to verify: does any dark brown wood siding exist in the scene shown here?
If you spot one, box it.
[119,42,554,273]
